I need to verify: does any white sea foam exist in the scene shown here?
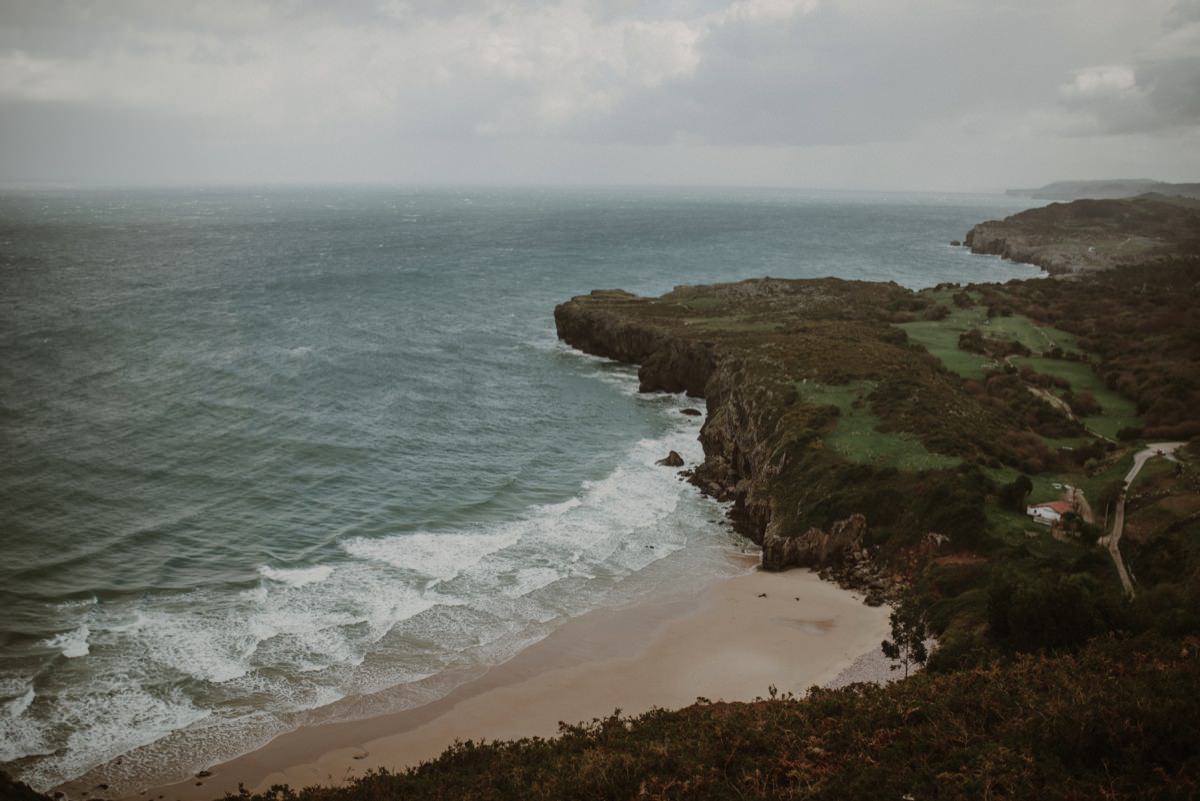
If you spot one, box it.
[342,530,520,583]
[3,686,35,719]
[43,625,90,658]
[130,607,257,683]
[258,564,334,587]
[53,595,97,609]
[0,687,49,764]
[15,680,211,792]
[501,566,563,598]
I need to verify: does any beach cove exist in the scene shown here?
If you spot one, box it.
[133,564,890,801]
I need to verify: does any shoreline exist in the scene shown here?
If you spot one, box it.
[124,560,891,801]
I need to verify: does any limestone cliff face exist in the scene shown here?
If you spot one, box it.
[552,290,716,396]
[556,292,840,570]
[963,223,1078,275]
[762,514,866,572]
[556,293,769,537]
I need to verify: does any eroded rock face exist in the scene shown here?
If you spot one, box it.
[762,513,867,572]
[554,291,779,550]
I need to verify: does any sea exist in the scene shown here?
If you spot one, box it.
[0,186,1042,793]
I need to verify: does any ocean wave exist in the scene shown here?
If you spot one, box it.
[341,530,520,583]
[0,687,50,764]
[5,392,715,792]
[12,681,211,792]
[3,685,35,719]
[257,565,334,587]
[42,625,90,659]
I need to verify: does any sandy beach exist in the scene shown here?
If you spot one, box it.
[129,563,890,801]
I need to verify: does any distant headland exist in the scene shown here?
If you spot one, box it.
[1005,179,1200,201]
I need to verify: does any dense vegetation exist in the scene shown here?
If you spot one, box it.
[63,635,1188,801]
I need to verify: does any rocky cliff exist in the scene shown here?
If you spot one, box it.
[553,279,966,581]
[554,288,778,549]
[965,195,1200,275]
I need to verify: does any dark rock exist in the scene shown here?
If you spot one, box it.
[196,771,212,778]
[656,450,684,467]
[680,407,702,416]
[950,239,962,247]
[762,514,868,571]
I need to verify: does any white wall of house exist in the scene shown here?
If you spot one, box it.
[1026,506,1062,524]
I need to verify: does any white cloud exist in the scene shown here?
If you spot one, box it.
[1061,65,1137,99]
[718,0,820,24]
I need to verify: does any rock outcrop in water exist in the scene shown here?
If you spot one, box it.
[656,451,684,467]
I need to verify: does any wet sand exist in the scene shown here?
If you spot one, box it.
[136,565,890,800]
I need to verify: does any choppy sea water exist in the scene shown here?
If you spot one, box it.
[0,186,1041,792]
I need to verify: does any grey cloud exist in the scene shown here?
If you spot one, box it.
[1061,0,1200,134]
[0,0,1196,187]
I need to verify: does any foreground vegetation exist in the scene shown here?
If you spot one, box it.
[27,635,1185,800]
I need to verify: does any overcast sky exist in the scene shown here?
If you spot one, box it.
[1,0,1198,190]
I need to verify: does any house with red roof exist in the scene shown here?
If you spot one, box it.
[1026,500,1074,525]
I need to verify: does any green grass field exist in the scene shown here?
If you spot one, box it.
[983,466,1060,506]
[800,380,961,471]
[1012,356,1141,439]
[899,316,997,380]
[984,504,1089,563]
[899,307,1081,382]
[898,296,1141,440]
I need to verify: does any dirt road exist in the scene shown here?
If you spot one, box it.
[1101,442,1184,597]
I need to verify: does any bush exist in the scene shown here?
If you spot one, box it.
[988,572,1120,651]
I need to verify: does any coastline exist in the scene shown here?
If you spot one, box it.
[127,560,891,801]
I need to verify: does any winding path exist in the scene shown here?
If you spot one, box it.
[1101,442,1184,597]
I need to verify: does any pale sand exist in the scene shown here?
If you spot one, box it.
[138,565,890,801]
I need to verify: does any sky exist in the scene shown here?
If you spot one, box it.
[1,0,1198,190]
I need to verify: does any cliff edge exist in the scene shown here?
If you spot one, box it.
[554,277,1067,586]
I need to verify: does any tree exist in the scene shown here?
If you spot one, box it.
[881,598,929,678]
[998,474,1033,512]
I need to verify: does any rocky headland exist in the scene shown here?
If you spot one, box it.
[964,194,1200,274]
[554,278,1025,604]
[1005,179,1200,201]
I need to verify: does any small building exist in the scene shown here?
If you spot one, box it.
[1026,500,1073,525]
